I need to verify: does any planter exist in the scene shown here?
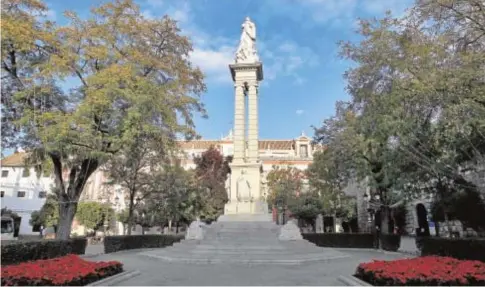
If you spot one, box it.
[87,270,141,286]
[1,254,123,286]
[355,256,485,286]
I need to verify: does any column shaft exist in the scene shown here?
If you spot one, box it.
[247,83,259,163]
[233,84,246,163]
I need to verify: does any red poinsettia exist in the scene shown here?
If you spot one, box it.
[355,256,485,286]
[1,254,123,286]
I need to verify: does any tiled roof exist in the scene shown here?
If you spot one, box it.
[259,140,294,150]
[0,152,28,167]
[178,140,296,151]
[178,140,221,150]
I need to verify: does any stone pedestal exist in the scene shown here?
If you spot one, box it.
[223,62,264,217]
[185,220,204,240]
[278,220,303,241]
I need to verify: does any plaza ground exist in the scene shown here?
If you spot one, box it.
[84,246,412,286]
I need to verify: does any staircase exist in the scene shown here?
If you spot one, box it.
[140,218,350,265]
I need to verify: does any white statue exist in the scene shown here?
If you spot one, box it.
[236,177,251,201]
[235,17,259,63]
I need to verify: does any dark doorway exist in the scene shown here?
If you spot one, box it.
[323,216,334,233]
[416,203,430,236]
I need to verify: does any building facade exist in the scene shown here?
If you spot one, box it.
[0,150,124,236]
[177,130,322,199]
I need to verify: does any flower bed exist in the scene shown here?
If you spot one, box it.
[355,256,485,286]
[1,254,123,286]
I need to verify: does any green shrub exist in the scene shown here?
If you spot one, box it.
[1,237,87,266]
[302,233,374,248]
[420,237,485,262]
[104,234,184,253]
[380,233,401,251]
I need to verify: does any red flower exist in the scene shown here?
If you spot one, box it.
[355,256,485,286]
[1,254,123,286]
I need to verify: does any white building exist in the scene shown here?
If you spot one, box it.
[0,150,126,236]
[0,150,54,235]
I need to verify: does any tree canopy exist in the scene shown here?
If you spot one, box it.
[312,0,485,233]
[193,146,232,221]
[2,0,206,239]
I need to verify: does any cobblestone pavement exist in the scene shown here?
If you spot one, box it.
[85,248,413,286]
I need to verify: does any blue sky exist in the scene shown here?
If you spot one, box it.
[3,0,413,157]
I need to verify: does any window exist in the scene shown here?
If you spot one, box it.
[1,170,8,177]
[22,168,30,177]
[17,191,26,198]
[32,224,41,232]
[0,191,4,197]
[300,144,308,158]
[38,191,47,199]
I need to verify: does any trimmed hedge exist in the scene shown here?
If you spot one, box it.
[420,237,485,262]
[1,237,87,266]
[302,233,374,248]
[104,234,184,253]
[380,234,401,252]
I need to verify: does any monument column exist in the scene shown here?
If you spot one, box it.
[219,16,269,220]
[233,83,246,164]
[247,81,259,163]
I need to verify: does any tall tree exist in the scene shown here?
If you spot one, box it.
[324,0,485,233]
[104,133,167,235]
[193,146,232,221]
[266,166,304,209]
[2,0,206,239]
[147,164,203,230]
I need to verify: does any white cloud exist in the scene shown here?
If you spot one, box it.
[296,109,305,115]
[293,76,307,85]
[45,9,56,20]
[299,0,358,24]
[190,46,234,83]
[360,0,412,15]
[146,0,164,8]
[140,0,319,85]
[261,40,319,84]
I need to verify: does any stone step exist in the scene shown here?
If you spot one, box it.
[140,249,350,265]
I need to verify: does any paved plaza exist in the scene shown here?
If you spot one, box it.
[85,247,411,286]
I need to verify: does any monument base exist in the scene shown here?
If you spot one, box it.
[219,199,271,222]
[218,213,272,222]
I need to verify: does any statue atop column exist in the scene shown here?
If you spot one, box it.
[235,17,259,64]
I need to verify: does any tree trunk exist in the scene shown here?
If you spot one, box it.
[444,212,453,238]
[435,221,440,237]
[381,206,390,234]
[50,154,99,240]
[168,220,172,234]
[127,192,135,235]
[56,199,78,240]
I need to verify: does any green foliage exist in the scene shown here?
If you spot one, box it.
[104,234,184,253]
[193,147,232,221]
[29,193,59,228]
[76,201,113,231]
[288,192,322,224]
[1,238,87,266]
[266,166,304,208]
[312,0,485,233]
[2,0,206,239]
[145,164,204,226]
